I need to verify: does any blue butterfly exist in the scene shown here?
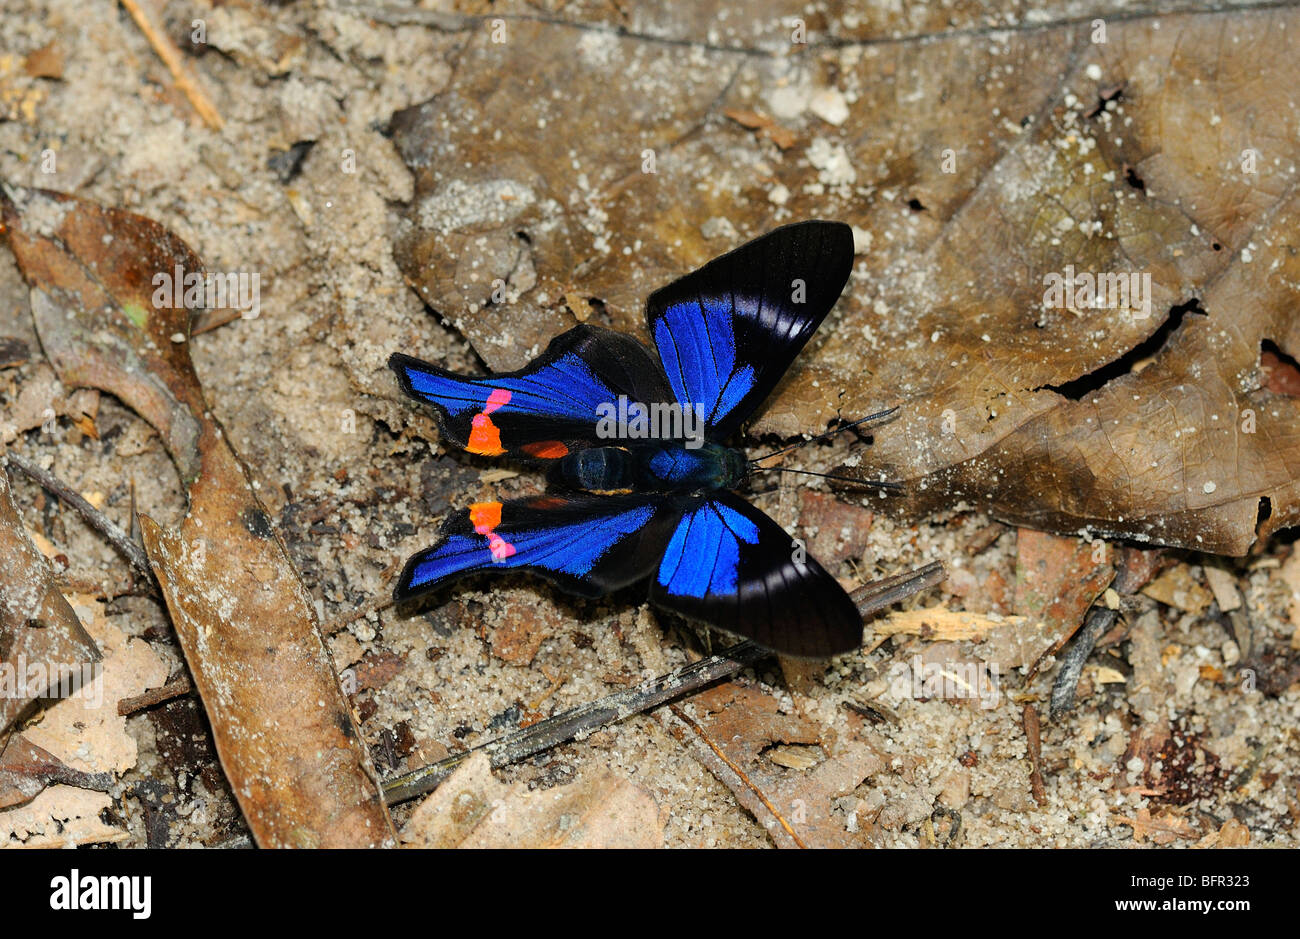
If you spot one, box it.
[389,220,883,657]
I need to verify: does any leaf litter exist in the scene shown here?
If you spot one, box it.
[0,0,1296,847]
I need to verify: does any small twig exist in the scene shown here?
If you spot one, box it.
[381,561,946,805]
[383,640,768,804]
[1049,607,1118,721]
[853,559,946,618]
[117,676,193,716]
[4,450,154,580]
[191,307,244,336]
[668,701,808,848]
[120,0,224,130]
[1022,702,1047,806]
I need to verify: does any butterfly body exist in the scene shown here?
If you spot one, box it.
[551,442,748,494]
[390,220,870,658]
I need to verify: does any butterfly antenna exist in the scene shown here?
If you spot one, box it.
[748,406,900,465]
[760,466,905,492]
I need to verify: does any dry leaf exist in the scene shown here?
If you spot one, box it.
[0,465,99,741]
[1142,565,1213,614]
[21,595,166,776]
[0,734,111,810]
[0,784,126,848]
[400,751,663,848]
[384,10,1300,555]
[0,183,395,847]
[665,683,883,848]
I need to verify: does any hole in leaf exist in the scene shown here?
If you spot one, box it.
[906,197,926,212]
[1261,339,1300,396]
[1043,298,1207,400]
[1123,166,1145,191]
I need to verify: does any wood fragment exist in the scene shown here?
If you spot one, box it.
[119,0,224,130]
[117,676,193,716]
[1022,702,1047,806]
[1049,607,1118,721]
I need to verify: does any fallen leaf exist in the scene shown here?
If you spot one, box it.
[0,464,100,742]
[664,683,883,848]
[382,10,1300,555]
[0,734,112,810]
[0,784,126,848]
[21,594,166,776]
[0,183,395,847]
[1013,530,1114,670]
[1142,565,1213,614]
[400,751,663,848]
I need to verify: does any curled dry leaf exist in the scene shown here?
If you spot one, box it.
[0,183,394,847]
[0,465,99,743]
[400,751,663,849]
[388,8,1300,554]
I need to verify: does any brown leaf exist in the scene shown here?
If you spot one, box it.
[1013,530,1113,670]
[385,10,1300,554]
[0,184,395,847]
[399,751,663,848]
[0,465,100,742]
[665,683,883,848]
[0,734,112,810]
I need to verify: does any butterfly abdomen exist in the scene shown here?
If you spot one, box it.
[551,446,637,494]
[551,442,747,494]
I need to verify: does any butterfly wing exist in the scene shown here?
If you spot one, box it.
[646,220,854,439]
[390,324,673,462]
[649,490,861,657]
[394,493,680,602]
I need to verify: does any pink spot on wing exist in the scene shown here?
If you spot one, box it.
[484,388,512,413]
[488,536,516,561]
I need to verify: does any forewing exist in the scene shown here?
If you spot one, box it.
[646,220,854,438]
[649,490,861,657]
[395,494,680,601]
[390,324,673,462]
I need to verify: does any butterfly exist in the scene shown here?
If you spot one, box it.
[389,220,893,657]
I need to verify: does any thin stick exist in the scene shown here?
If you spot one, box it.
[381,561,945,805]
[853,560,946,618]
[120,0,224,131]
[1023,702,1047,806]
[1048,606,1117,721]
[4,450,154,579]
[117,676,193,715]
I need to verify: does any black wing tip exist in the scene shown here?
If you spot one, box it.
[391,550,431,604]
[387,351,430,399]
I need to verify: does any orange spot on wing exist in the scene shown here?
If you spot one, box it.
[469,501,503,533]
[522,440,569,459]
[467,500,515,562]
[467,413,505,455]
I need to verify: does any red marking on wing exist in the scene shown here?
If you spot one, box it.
[522,440,569,459]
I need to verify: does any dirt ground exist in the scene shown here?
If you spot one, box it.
[1,0,1297,848]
